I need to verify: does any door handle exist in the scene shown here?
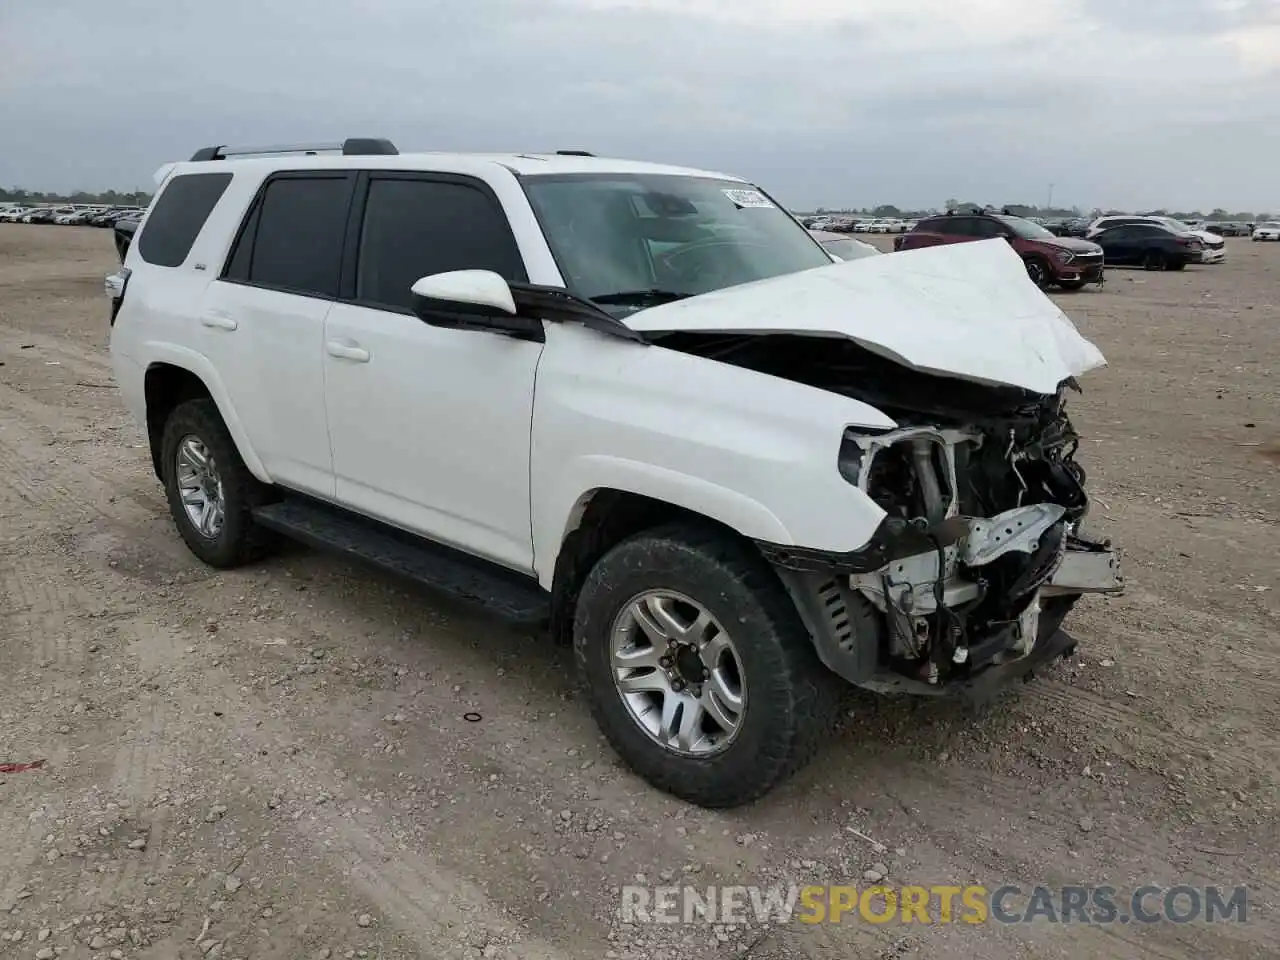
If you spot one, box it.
[200,311,238,330]
[326,339,370,363]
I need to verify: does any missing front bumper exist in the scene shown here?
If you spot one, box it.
[769,506,1122,696]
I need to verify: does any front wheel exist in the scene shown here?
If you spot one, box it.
[1024,257,1052,289]
[1143,249,1166,270]
[573,524,840,808]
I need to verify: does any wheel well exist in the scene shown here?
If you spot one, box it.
[548,489,743,645]
[144,364,212,480]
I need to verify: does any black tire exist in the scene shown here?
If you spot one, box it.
[1143,249,1166,270]
[1056,278,1088,291]
[573,523,841,808]
[1024,257,1052,289]
[1167,260,1187,271]
[160,398,278,568]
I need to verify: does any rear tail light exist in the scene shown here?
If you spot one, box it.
[105,267,131,326]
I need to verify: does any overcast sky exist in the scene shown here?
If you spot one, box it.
[2,0,1278,211]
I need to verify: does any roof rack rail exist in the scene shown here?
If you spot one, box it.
[555,149,595,157]
[189,138,398,162]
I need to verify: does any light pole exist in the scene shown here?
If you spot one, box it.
[1047,183,1055,211]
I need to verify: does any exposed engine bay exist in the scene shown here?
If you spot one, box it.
[649,332,1124,692]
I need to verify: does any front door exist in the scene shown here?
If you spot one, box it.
[322,172,543,573]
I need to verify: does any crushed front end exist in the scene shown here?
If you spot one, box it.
[765,377,1123,696]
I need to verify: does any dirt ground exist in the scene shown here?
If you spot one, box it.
[1,223,1277,960]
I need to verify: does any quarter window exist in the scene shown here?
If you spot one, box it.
[137,172,232,267]
[354,178,526,312]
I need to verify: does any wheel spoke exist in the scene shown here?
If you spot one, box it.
[685,610,714,645]
[700,631,731,667]
[700,683,740,735]
[632,598,674,644]
[198,501,215,536]
[643,594,687,640]
[617,669,670,695]
[612,642,663,672]
[675,697,706,752]
[181,490,204,506]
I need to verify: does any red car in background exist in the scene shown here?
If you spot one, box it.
[895,210,1105,290]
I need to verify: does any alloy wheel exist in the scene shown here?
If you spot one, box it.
[175,435,225,539]
[609,589,746,756]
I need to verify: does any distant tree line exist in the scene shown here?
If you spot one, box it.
[805,200,1272,222]
[0,186,153,207]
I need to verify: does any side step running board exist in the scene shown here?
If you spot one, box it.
[252,498,551,625]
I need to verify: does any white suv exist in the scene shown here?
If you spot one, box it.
[107,137,1122,807]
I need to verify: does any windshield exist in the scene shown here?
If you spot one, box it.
[821,238,881,261]
[521,173,833,314]
[1156,217,1193,232]
[994,215,1056,240]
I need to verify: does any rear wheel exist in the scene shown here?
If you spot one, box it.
[1167,260,1187,271]
[573,524,840,808]
[160,399,278,568]
[1143,249,1166,270]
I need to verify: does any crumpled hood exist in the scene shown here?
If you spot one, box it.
[625,238,1106,395]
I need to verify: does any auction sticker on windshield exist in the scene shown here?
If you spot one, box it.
[723,189,774,208]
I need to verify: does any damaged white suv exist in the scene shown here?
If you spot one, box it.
[107,138,1123,808]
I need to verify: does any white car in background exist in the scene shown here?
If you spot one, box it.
[866,218,908,234]
[1251,221,1280,241]
[1087,215,1226,263]
[807,229,881,260]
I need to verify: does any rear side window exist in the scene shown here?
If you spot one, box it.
[137,172,232,267]
[969,218,1004,239]
[354,177,526,312]
[225,175,352,298]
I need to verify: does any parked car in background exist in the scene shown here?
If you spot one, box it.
[0,207,31,222]
[895,210,1105,289]
[22,207,57,224]
[1204,221,1251,237]
[1089,223,1203,270]
[111,215,141,261]
[872,218,909,233]
[1087,216,1225,263]
[1251,221,1280,241]
[807,229,882,260]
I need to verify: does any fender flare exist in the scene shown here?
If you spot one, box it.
[143,341,271,484]
[537,456,799,588]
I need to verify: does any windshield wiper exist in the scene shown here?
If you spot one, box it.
[589,289,693,307]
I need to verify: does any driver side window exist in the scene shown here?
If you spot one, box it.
[354,176,527,313]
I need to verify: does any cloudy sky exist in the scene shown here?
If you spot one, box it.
[2,0,1278,211]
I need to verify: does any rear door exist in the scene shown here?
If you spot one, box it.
[1097,226,1138,263]
[902,216,970,250]
[199,171,355,497]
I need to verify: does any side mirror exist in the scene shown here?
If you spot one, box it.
[410,270,517,317]
[409,270,542,341]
